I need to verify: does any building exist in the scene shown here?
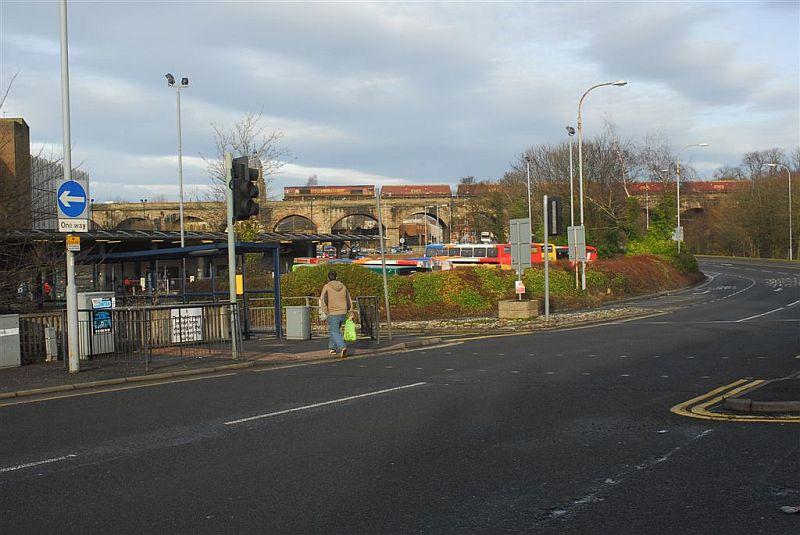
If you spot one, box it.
[0,118,32,229]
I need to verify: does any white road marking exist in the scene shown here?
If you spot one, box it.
[788,299,800,307]
[620,374,630,377]
[546,371,555,375]
[224,382,428,426]
[661,375,670,378]
[445,368,454,371]
[737,306,786,322]
[774,288,784,292]
[582,372,591,376]
[511,370,520,374]
[1,454,77,473]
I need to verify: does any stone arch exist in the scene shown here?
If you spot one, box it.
[331,213,384,236]
[116,217,152,231]
[274,215,318,233]
[400,210,449,245]
[160,213,209,231]
[680,207,704,223]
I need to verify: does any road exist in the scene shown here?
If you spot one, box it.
[1,258,799,534]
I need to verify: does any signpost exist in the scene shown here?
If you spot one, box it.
[57,179,89,232]
[66,235,80,252]
[509,218,532,301]
[567,225,587,262]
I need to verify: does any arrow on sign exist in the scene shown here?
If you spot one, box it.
[59,189,85,207]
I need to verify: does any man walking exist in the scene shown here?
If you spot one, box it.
[319,270,354,358]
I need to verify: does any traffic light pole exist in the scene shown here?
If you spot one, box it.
[225,153,239,359]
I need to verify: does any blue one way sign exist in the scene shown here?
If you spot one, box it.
[57,180,88,218]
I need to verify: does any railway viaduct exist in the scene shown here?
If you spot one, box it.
[90,181,746,246]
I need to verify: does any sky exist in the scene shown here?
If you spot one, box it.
[1,1,798,202]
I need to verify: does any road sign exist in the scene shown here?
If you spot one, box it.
[58,219,88,233]
[672,226,684,242]
[66,235,80,252]
[57,180,88,219]
[509,218,532,270]
[515,280,526,294]
[567,225,587,262]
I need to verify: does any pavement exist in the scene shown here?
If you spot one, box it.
[1,257,799,534]
[0,333,438,398]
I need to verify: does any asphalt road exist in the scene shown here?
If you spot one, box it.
[1,258,799,534]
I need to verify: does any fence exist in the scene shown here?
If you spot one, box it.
[247,295,381,341]
[19,310,66,365]
[76,301,242,372]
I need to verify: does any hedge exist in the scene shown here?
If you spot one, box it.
[276,254,702,320]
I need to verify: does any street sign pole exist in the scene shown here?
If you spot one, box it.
[60,0,80,373]
[375,190,392,342]
[543,195,550,320]
[225,153,239,359]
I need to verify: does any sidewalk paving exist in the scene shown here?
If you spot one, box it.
[0,333,429,397]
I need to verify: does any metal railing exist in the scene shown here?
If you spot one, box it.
[76,301,242,372]
[19,310,66,365]
[247,295,381,341]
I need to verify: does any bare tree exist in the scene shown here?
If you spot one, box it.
[202,111,289,203]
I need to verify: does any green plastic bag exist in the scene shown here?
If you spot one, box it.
[343,318,357,342]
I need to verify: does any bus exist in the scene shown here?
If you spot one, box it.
[423,242,558,267]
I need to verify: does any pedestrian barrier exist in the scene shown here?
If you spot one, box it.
[247,296,381,341]
[75,301,242,372]
[19,311,66,365]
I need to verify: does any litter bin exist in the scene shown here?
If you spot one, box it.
[285,306,311,340]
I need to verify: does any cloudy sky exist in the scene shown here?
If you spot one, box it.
[1,1,798,201]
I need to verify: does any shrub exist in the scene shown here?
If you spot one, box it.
[522,266,579,297]
[474,267,514,299]
[280,264,383,298]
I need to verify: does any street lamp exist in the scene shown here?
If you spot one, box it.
[577,80,627,290]
[565,126,577,288]
[767,163,794,261]
[675,143,709,253]
[165,73,189,245]
[525,156,533,245]
[166,73,189,296]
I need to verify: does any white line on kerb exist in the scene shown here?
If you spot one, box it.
[1,454,77,474]
[224,382,428,426]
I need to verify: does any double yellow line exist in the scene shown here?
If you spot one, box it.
[671,379,800,423]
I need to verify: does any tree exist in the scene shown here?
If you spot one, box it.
[203,111,289,203]
[199,112,290,228]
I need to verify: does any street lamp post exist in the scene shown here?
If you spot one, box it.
[525,156,533,244]
[577,80,627,290]
[675,143,709,253]
[767,163,794,261]
[566,126,577,287]
[166,73,189,296]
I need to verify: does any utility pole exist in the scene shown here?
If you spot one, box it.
[60,0,79,373]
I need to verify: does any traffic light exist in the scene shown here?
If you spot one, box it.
[232,155,260,221]
[546,195,562,236]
